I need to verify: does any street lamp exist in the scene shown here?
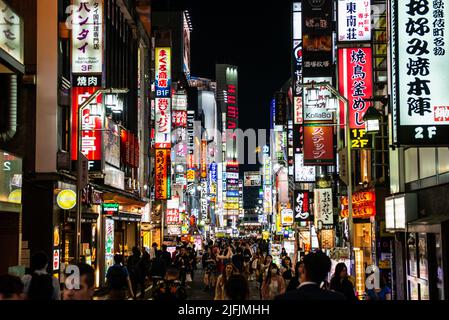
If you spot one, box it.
[299,81,354,275]
[363,106,383,134]
[75,87,128,263]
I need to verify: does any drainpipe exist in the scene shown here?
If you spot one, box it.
[0,74,18,142]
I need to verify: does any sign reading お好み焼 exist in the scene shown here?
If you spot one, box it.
[392,0,449,145]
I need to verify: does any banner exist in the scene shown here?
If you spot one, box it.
[155,148,170,200]
[314,188,333,228]
[274,92,287,126]
[302,0,333,77]
[293,190,311,222]
[391,0,449,145]
[338,48,373,129]
[71,86,103,171]
[303,126,334,165]
[155,47,171,148]
[337,0,371,42]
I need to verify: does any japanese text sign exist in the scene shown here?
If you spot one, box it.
[71,0,103,74]
[314,188,334,227]
[303,126,334,165]
[155,148,170,200]
[294,190,311,221]
[0,0,23,64]
[338,48,373,129]
[338,0,371,42]
[392,0,449,145]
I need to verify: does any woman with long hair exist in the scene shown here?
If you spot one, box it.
[281,256,294,286]
[214,262,238,300]
[261,263,286,300]
[330,262,358,301]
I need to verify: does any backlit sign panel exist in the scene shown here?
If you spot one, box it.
[337,0,371,42]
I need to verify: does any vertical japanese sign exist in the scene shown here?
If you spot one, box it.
[293,2,303,97]
[338,48,373,129]
[71,0,103,86]
[227,84,238,129]
[71,86,103,171]
[293,190,311,222]
[0,0,23,64]
[155,47,172,148]
[105,217,114,276]
[187,110,195,156]
[392,0,449,145]
[172,110,187,127]
[338,0,371,42]
[302,0,334,77]
[274,92,287,127]
[201,140,207,178]
[155,148,170,200]
[294,153,316,182]
[314,188,334,228]
[303,126,334,165]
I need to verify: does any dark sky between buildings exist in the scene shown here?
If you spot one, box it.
[153,0,292,168]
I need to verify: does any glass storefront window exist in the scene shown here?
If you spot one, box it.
[418,233,428,281]
[408,233,418,278]
[0,152,22,204]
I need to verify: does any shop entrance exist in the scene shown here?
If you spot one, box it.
[0,211,19,274]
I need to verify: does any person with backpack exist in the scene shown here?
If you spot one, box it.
[152,266,187,301]
[22,251,61,300]
[106,254,135,300]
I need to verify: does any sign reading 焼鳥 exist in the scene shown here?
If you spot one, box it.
[391,0,449,145]
[338,48,373,129]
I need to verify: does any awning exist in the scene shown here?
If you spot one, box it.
[101,190,148,207]
[407,215,449,233]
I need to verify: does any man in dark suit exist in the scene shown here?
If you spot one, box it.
[275,251,346,301]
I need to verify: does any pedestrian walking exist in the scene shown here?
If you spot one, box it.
[62,263,95,300]
[329,262,358,301]
[224,274,249,300]
[202,246,217,291]
[231,247,245,275]
[106,254,135,300]
[174,247,190,287]
[275,251,346,300]
[214,262,238,300]
[261,263,286,300]
[127,246,145,299]
[281,256,294,286]
[22,251,61,300]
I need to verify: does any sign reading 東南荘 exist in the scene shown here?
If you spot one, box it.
[337,0,371,42]
[391,0,449,145]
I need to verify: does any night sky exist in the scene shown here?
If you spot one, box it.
[153,0,293,168]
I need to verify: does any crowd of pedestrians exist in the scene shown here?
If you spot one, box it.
[0,238,391,301]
